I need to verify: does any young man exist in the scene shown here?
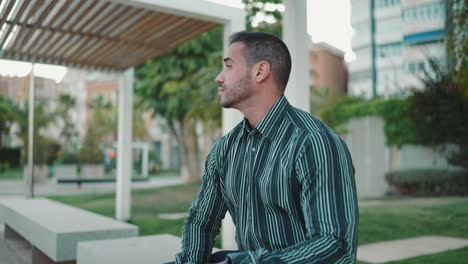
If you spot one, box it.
[174,32,358,264]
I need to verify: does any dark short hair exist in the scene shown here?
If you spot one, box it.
[229,31,292,92]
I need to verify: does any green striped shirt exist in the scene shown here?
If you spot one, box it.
[176,96,358,264]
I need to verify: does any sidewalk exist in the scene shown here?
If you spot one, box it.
[0,177,184,198]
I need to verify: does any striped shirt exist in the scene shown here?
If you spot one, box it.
[176,96,358,264]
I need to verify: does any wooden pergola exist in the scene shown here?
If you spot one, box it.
[0,0,219,70]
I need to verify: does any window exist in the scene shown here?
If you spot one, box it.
[376,17,402,33]
[354,46,371,59]
[350,70,372,81]
[403,2,445,23]
[375,0,400,9]
[377,42,402,58]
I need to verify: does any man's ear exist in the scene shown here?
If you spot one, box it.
[253,61,270,83]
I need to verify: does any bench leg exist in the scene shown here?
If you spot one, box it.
[4,224,23,241]
[33,246,75,264]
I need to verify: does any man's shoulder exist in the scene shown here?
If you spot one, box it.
[285,106,334,136]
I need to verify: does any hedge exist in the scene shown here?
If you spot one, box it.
[0,146,21,168]
[385,169,468,196]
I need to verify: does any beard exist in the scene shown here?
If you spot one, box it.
[220,73,253,109]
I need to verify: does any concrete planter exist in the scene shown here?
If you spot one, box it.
[23,165,48,184]
[55,165,78,178]
[81,164,104,178]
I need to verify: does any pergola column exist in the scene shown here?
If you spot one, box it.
[27,64,35,198]
[221,16,245,250]
[116,67,134,221]
[283,0,310,113]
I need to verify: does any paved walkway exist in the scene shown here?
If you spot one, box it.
[357,236,468,263]
[0,177,184,198]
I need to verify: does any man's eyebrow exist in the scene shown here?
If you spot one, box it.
[223,57,233,63]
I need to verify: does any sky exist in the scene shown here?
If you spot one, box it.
[0,0,353,81]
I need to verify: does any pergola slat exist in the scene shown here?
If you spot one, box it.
[45,0,101,59]
[33,0,87,56]
[8,0,43,50]
[54,1,113,59]
[15,0,58,55]
[0,0,18,44]
[71,8,147,63]
[23,0,72,55]
[0,0,29,50]
[89,12,171,66]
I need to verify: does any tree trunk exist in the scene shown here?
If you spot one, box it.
[171,120,201,183]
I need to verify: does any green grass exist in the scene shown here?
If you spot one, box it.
[47,187,468,262]
[48,184,201,217]
[0,168,23,179]
[359,201,468,245]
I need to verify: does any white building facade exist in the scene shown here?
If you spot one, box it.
[349,0,446,98]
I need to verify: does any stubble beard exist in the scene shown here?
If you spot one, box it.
[220,75,253,109]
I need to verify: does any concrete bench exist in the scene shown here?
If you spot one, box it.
[77,234,221,264]
[0,197,139,264]
[77,234,180,264]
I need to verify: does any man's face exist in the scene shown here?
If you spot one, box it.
[215,42,253,109]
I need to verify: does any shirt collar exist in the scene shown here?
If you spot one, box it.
[241,96,290,141]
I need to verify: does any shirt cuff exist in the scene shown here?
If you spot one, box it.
[226,251,260,264]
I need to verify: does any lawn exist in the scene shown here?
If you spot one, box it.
[47,185,468,263]
[0,168,23,179]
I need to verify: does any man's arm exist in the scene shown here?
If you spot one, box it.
[175,145,227,264]
[226,132,358,263]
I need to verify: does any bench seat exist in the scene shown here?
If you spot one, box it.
[77,234,181,264]
[0,198,139,263]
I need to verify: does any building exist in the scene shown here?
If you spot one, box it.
[309,42,348,97]
[349,0,446,98]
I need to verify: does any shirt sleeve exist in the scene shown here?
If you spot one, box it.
[175,143,228,264]
[226,132,358,264]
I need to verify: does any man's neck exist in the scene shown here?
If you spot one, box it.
[239,94,282,128]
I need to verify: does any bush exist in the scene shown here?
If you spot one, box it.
[55,151,78,165]
[0,147,21,168]
[386,169,468,196]
[77,130,104,164]
[21,137,56,165]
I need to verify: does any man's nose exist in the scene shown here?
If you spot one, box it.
[215,72,223,84]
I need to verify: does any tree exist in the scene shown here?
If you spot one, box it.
[56,93,78,153]
[136,26,223,183]
[408,60,468,169]
[0,95,19,146]
[86,94,149,143]
[446,0,468,90]
[243,0,283,37]
[13,99,59,165]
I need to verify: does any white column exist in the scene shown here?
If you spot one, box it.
[221,17,245,251]
[142,143,149,177]
[116,68,134,221]
[27,64,35,198]
[283,0,310,113]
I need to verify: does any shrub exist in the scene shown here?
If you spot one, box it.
[0,146,21,168]
[21,137,56,165]
[55,151,78,165]
[386,169,468,196]
[77,130,104,164]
